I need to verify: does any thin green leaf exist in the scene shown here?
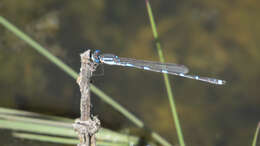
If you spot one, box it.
[13,132,78,145]
[252,122,260,146]
[0,107,139,145]
[145,1,185,146]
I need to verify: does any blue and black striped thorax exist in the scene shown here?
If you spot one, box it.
[91,50,120,65]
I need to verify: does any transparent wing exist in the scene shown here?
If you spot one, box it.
[114,57,189,74]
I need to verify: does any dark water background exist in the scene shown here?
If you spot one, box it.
[0,0,260,146]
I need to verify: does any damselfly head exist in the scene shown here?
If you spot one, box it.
[91,50,101,63]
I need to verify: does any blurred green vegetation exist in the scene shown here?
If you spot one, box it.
[0,0,260,146]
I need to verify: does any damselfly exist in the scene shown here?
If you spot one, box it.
[90,50,226,85]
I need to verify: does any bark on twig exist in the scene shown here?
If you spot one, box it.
[73,50,101,146]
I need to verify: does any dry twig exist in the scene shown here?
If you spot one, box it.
[73,50,100,146]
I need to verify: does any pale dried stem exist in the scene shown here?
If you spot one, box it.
[73,50,100,146]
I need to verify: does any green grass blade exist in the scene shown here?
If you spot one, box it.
[0,107,73,122]
[0,107,139,145]
[13,132,78,145]
[252,122,260,146]
[145,1,185,146]
[0,16,171,146]
[13,132,132,146]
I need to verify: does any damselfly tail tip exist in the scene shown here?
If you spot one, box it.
[216,79,226,85]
